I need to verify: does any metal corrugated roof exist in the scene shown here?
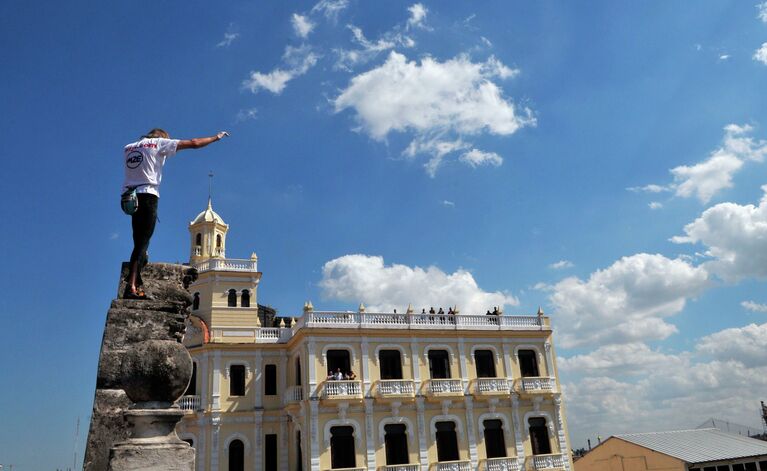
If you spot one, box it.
[616,428,767,464]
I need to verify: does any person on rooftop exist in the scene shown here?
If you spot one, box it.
[122,128,229,299]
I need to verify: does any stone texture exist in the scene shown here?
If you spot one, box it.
[84,262,197,471]
[120,340,192,405]
[107,445,195,471]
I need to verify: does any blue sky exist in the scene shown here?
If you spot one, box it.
[2,0,767,467]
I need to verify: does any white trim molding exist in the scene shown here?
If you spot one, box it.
[321,344,358,367]
[223,432,252,454]
[224,361,251,379]
[373,344,408,365]
[429,414,465,441]
[378,416,417,446]
[323,418,364,449]
[522,410,556,440]
[477,411,513,445]
[423,344,456,362]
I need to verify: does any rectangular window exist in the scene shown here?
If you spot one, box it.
[718,466,731,471]
[379,350,403,380]
[474,350,497,378]
[759,463,767,471]
[745,464,757,471]
[229,365,246,397]
[428,350,451,379]
[733,465,745,471]
[265,433,277,471]
[705,467,717,471]
[265,364,277,395]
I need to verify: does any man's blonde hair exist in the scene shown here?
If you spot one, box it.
[142,128,169,139]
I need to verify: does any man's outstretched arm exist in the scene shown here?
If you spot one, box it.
[177,131,229,150]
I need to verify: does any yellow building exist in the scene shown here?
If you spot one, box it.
[178,200,575,471]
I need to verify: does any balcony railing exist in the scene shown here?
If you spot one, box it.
[379,379,416,397]
[323,468,366,471]
[474,378,511,395]
[323,380,363,398]
[427,379,463,395]
[178,395,200,411]
[485,457,520,471]
[434,460,472,471]
[286,385,304,402]
[381,465,420,471]
[518,377,556,394]
[194,258,256,273]
[208,327,291,344]
[298,312,545,331]
[532,454,566,470]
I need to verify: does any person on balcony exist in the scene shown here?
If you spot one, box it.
[121,128,229,299]
[345,371,356,380]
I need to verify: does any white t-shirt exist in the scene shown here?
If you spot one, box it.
[122,137,180,197]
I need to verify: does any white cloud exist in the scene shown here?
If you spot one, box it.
[335,52,529,139]
[109,232,119,240]
[718,54,730,61]
[319,254,518,314]
[648,201,663,210]
[334,25,415,71]
[480,36,493,48]
[672,186,767,281]
[696,323,767,368]
[243,45,318,94]
[559,343,682,376]
[627,184,671,193]
[640,124,767,203]
[311,0,349,22]
[291,14,315,38]
[459,149,503,168]
[403,137,470,177]
[754,43,767,65]
[442,200,455,207]
[758,2,767,23]
[235,108,258,122]
[407,3,428,29]
[217,32,239,48]
[742,300,767,313]
[549,260,574,270]
[544,253,709,348]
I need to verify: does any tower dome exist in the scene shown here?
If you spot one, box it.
[189,198,229,264]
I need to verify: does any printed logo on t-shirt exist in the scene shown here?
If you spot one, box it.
[126,151,144,169]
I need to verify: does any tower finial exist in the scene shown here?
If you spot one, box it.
[208,171,214,206]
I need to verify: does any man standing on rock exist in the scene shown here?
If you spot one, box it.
[122,128,229,299]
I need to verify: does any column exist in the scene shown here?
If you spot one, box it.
[280,415,289,471]
[210,415,221,470]
[465,396,478,466]
[458,339,469,393]
[361,338,371,397]
[307,341,318,399]
[254,410,264,471]
[410,341,421,392]
[511,393,525,463]
[196,416,206,471]
[211,351,222,411]
[254,350,263,408]
[279,352,288,405]
[416,397,429,470]
[309,400,320,471]
[554,395,570,470]
[199,352,209,412]
[502,342,514,382]
[364,398,376,470]
[543,342,554,380]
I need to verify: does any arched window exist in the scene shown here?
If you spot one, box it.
[528,417,552,455]
[295,357,302,386]
[192,293,200,311]
[518,350,540,377]
[330,426,356,469]
[241,289,250,308]
[296,431,303,471]
[379,350,403,380]
[227,289,237,307]
[216,234,222,248]
[195,233,202,246]
[384,423,409,465]
[483,419,506,458]
[229,439,244,471]
[474,350,496,378]
[435,421,459,462]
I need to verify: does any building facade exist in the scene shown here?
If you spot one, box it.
[178,201,575,471]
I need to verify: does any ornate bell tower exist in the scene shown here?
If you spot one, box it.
[189,198,229,264]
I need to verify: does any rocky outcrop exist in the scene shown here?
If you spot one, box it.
[83,263,197,471]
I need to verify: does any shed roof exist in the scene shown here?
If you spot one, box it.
[617,428,767,464]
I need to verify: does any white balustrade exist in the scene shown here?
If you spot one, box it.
[379,379,415,396]
[520,377,556,393]
[475,378,511,394]
[193,246,201,256]
[301,311,542,331]
[434,460,472,471]
[381,464,420,471]
[485,457,520,471]
[178,395,200,411]
[286,385,304,402]
[428,379,463,395]
[323,380,362,398]
[194,258,257,273]
[532,454,566,470]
